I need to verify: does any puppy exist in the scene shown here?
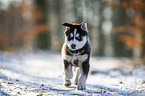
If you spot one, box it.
[61,22,91,90]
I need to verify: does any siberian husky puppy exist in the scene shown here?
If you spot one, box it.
[61,22,91,90]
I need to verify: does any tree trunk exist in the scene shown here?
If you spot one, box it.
[112,7,133,57]
[34,0,51,50]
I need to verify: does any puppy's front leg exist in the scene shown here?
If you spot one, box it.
[77,60,90,90]
[74,67,80,85]
[63,60,73,87]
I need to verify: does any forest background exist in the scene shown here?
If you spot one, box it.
[0,0,145,63]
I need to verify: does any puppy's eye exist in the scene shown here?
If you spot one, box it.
[77,37,81,40]
[68,36,72,41]
[76,36,82,41]
[78,37,82,40]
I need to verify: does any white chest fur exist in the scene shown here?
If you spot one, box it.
[63,54,88,66]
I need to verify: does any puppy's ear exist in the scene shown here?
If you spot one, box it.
[62,23,72,27]
[62,23,70,34]
[81,22,88,32]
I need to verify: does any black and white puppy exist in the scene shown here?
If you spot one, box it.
[61,22,91,90]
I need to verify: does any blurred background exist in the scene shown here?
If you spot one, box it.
[0,0,145,62]
[1,1,145,95]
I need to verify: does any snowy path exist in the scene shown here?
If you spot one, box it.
[0,51,145,96]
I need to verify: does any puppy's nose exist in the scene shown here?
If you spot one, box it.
[71,44,76,49]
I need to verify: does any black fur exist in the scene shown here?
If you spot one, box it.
[82,60,90,75]
[64,60,70,69]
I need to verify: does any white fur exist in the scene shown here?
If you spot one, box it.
[75,33,80,37]
[74,67,87,89]
[70,33,73,38]
[63,54,88,65]
[74,28,77,36]
[74,67,80,84]
[77,73,87,89]
[65,28,87,50]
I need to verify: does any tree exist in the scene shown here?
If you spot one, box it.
[34,0,51,50]
[104,0,145,59]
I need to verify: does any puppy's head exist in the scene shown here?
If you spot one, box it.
[62,22,89,50]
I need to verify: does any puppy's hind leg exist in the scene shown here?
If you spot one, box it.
[63,60,73,87]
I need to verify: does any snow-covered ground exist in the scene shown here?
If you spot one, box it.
[0,51,145,96]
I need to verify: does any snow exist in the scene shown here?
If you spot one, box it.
[0,51,145,96]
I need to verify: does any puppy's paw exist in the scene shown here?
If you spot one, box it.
[64,79,71,87]
[65,83,71,87]
[77,84,86,90]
